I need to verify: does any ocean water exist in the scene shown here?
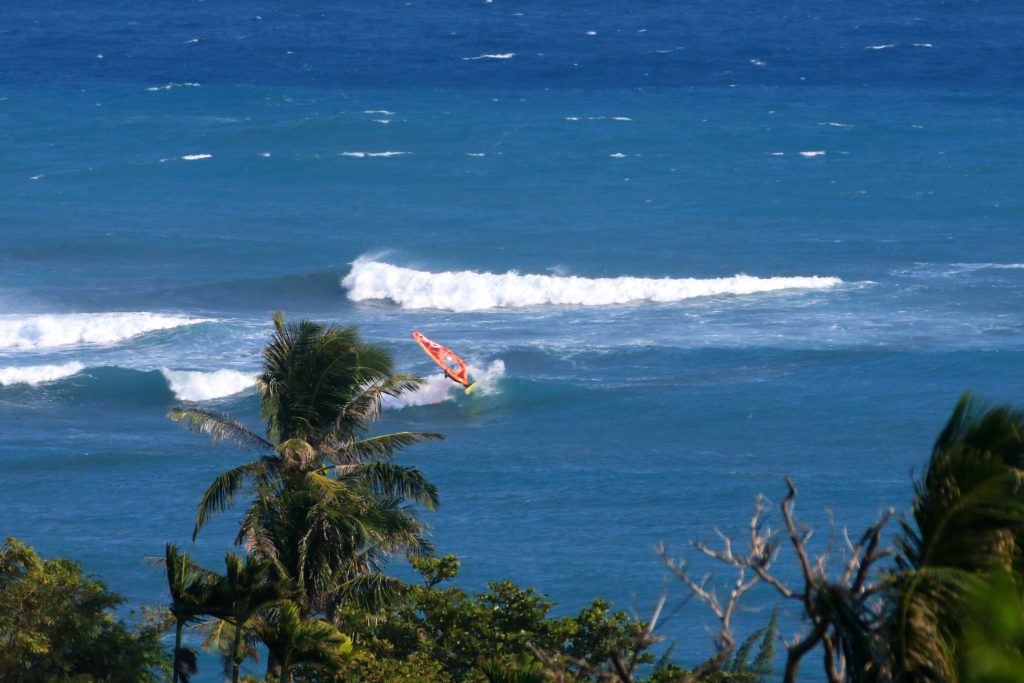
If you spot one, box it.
[2,1,1023,676]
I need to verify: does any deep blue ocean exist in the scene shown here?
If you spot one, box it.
[2,1,1023,677]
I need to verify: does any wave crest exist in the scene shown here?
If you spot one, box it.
[0,313,210,350]
[342,260,842,312]
[0,362,85,386]
[161,369,256,401]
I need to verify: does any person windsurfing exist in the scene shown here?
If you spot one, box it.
[411,331,476,394]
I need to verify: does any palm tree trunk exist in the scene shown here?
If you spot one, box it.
[266,650,282,680]
[173,620,183,683]
[231,625,243,683]
[279,660,289,683]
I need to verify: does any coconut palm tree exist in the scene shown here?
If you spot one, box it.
[164,544,214,683]
[201,552,289,683]
[170,314,443,671]
[884,393,1024,681]
[253,600,352,682]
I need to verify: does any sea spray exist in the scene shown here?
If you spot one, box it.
[384,359,506,409]
[342,259,843,312]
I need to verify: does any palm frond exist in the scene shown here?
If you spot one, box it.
[193,458,277,540]
[333,461,440,511]
[170,404,275,453]
[328,431,445,464]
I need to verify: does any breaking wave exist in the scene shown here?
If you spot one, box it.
[342,260,843,312]
[0,313,211,350]
[384,360,506,409]
[0,362,85,386]
[160,369,256,401]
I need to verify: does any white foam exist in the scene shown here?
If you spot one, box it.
[146,82,201,91]
[750,58,766,66]
[341,151,407,158]
[161,368,256,401]
[467,153,486,157]
[865,44,895,50]
[612,116,632,121]
[364,110,396,115]
[463,53,515,60]
[0,362,85,386]
[181,153,212,160]
[342,259,844,312]
[769,152,785,156]
[0,312,210,350]
[609,152,627,158]
[800,150,826,157]
[913,43,933,48]
[373,119,391,124]
[820,122,850,127]
[384,360,506,409]
[565,116,580,121]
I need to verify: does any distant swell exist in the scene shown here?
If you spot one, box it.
[0,313,211,350]
[0,362,85,386]
[342,259,843,312]
[160,369,256,401]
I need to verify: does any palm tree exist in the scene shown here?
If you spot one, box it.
[164,544,213,683]
[201,552,289,683]
[170,314,443,667]
[253,600,352,682]
[885,393,1024,681]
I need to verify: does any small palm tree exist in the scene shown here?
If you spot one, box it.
[164,544,213,683]
[254,600,352,682]
[201,552,289,683]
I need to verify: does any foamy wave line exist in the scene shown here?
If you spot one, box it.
[342,260,843,312]
[0,362,85,386]
[463,53,515,60]
[0,313,211,350]
[341,151,407,158]
[161,369,256,401]
[384,360,505,409]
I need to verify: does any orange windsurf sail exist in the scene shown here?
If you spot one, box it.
[412,331,473,389]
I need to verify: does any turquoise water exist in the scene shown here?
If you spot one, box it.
[2,2,1023,675]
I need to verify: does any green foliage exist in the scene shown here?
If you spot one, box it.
[886,393,1024,681]
[335,556,658,682]
[0,537,169,682]
[729,608,777,678]
[959,573,1024,683]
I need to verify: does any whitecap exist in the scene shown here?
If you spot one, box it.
[161,368,256,401]
[341,151,407,158]
[612,116,633,121]
[865,44,895,50]
[181,153,212,160]
[0,312,211,350]
[0,362,85,386]
[463,53,515,60]
[146,82,201,92]
[364,110,396,115]
[913,43,933,48]
[750,59,766,66]
[819,122,850,127]
[373,119,391,124]
[609,152,627,158]
[799,150,826,157]
[342,259,844,312]
[466,153,486,157]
